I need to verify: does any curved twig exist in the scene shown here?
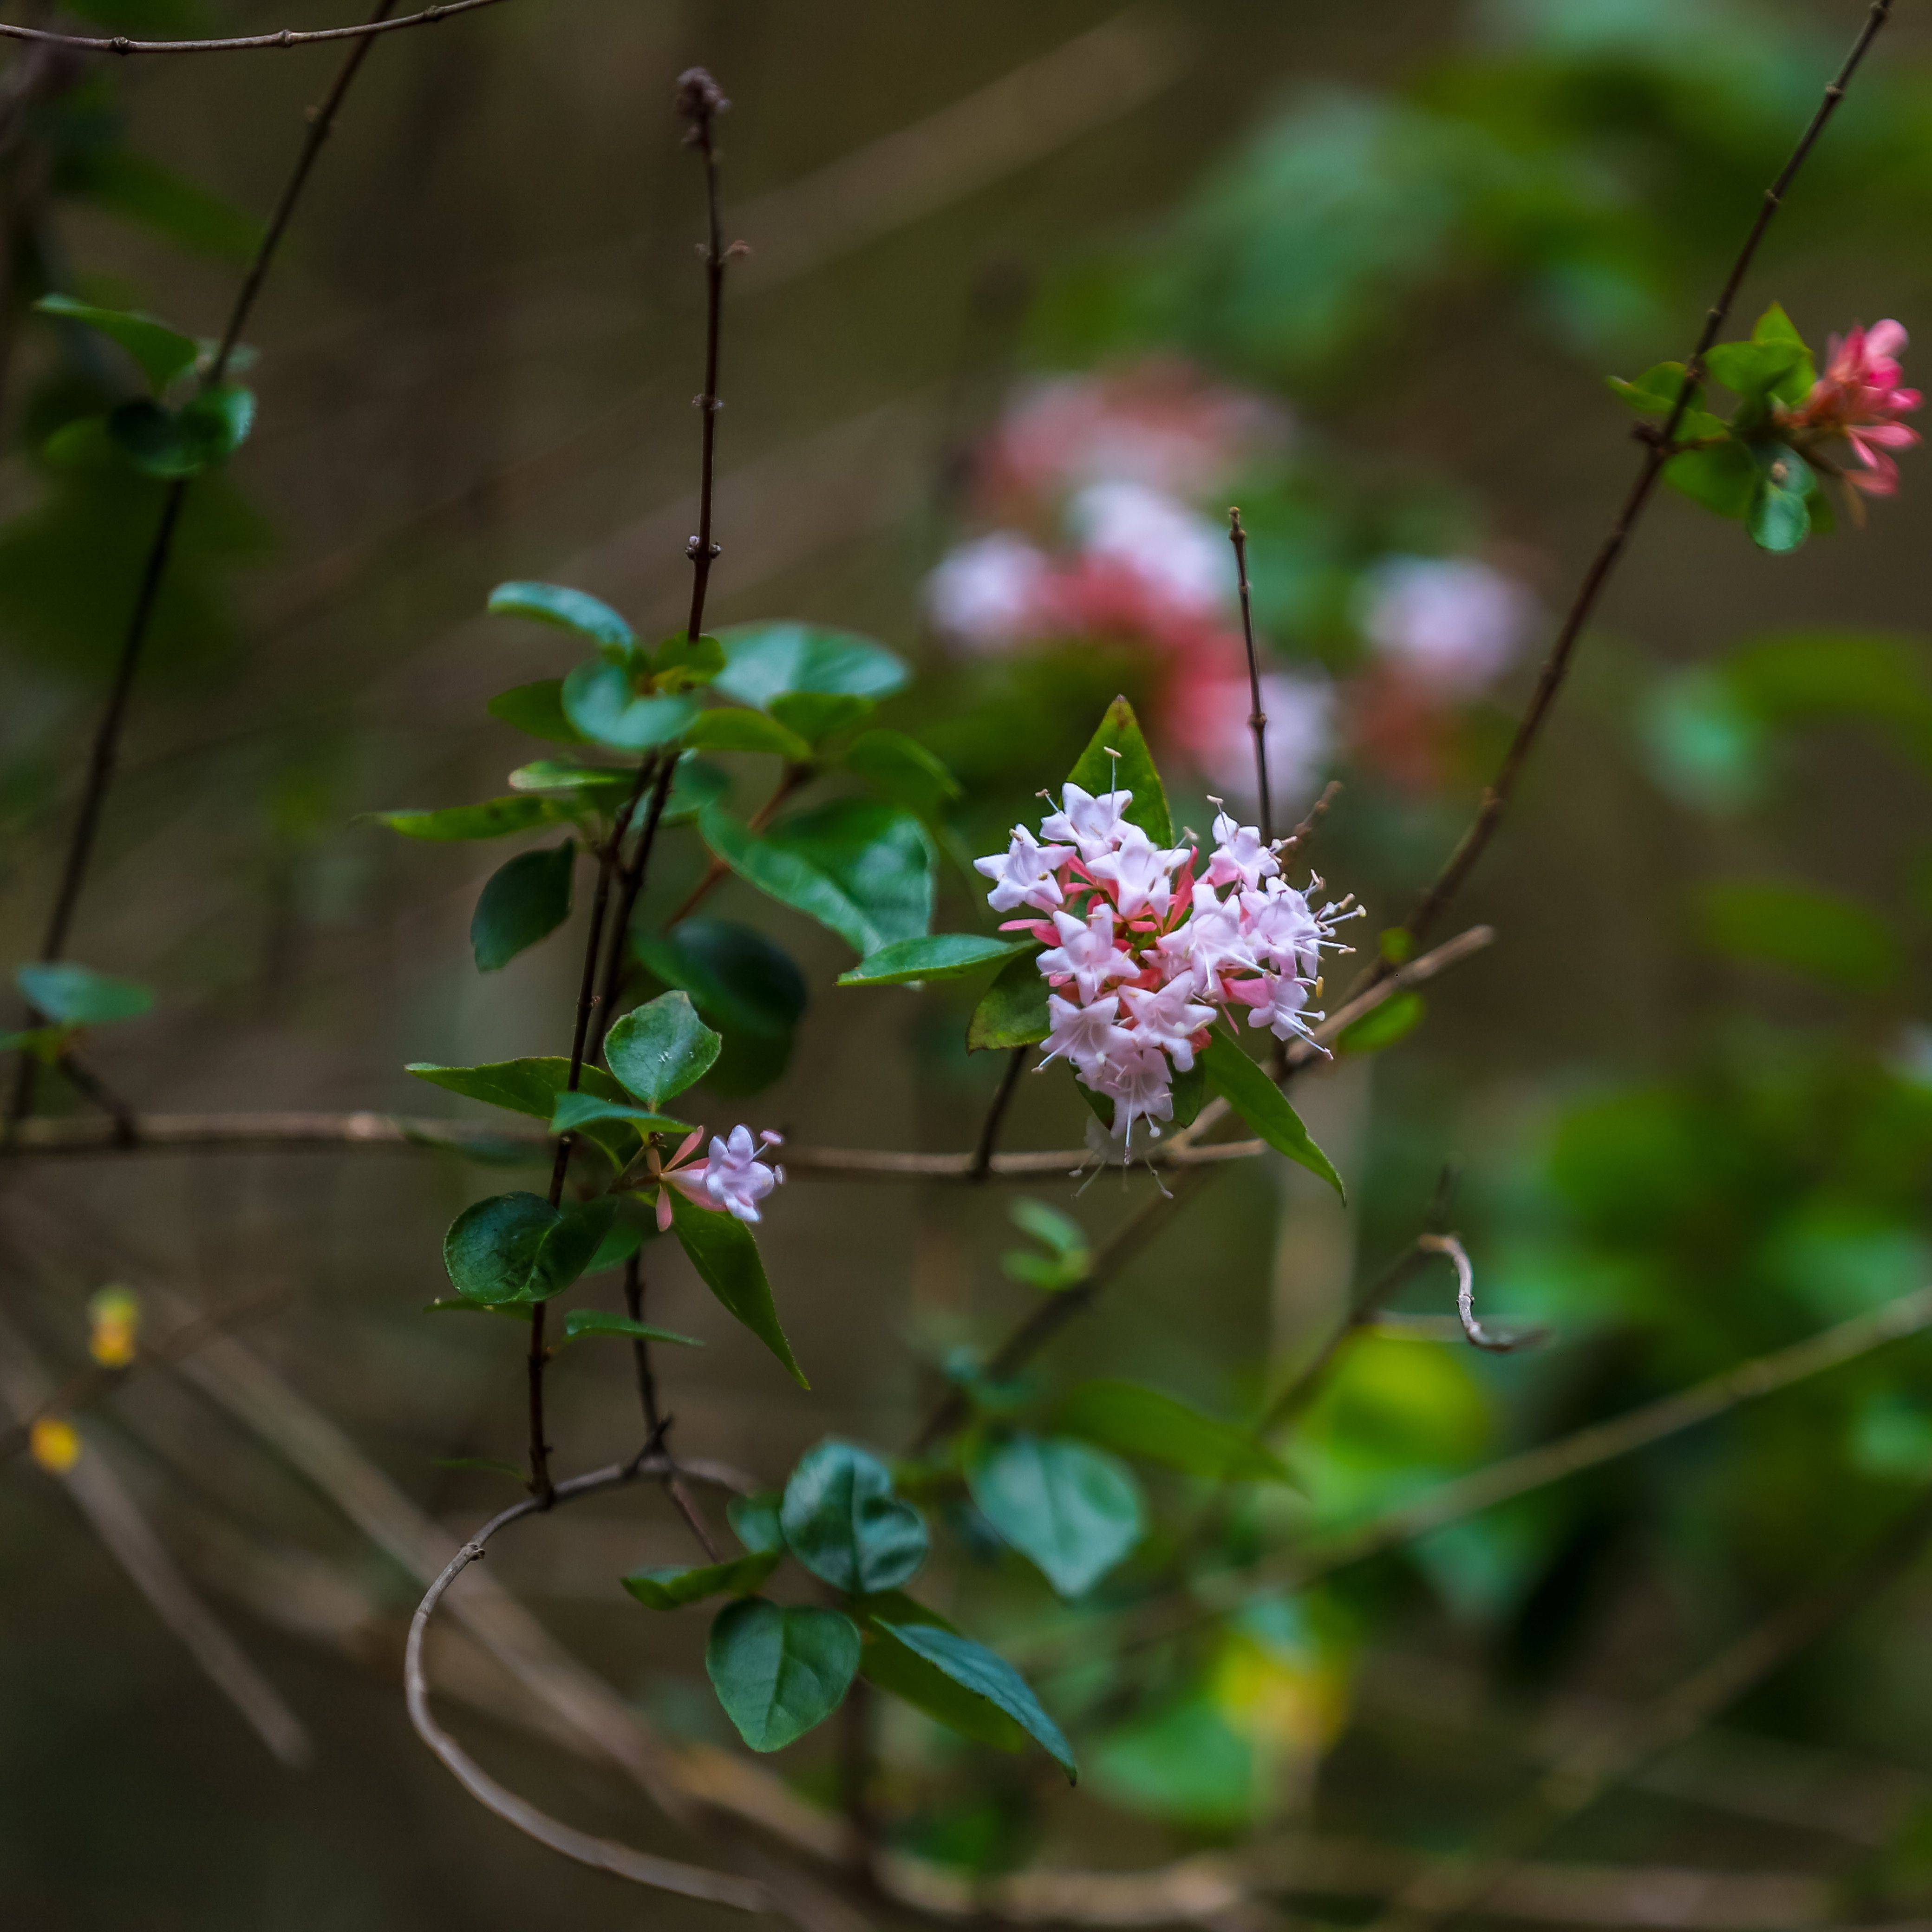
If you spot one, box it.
[0,0,510,55]
[1417,1233,1547,1355]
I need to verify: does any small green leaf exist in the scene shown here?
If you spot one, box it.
[1001,1197,1090,1292]
[872,1619,1075,1781]
[37,293,198,391]
[562,660,699,751]
[652,632,726,691]
[1746,443,1815,555]
[780,1438,928,1594]
[604,990,721,1108]
[705,1598,860,1752]
[548,1090,690,1136]
[1704,339,1807,407]
[838,934,1033,987]
[728,1492,786,1554]
[560,1309,700,1349]
[1057,1380,1294,1484]
[1199,1031,1343,1198]
[1337,990,1424,1053]
[966,948,1048,1051]
[371,797,559,841]
[105,392,252,478]
[0,1025,78,1064]
[1751,301,1818,405]
[700,800,934,957]
[633,919,808,1100]
[770,692,874,743]
[841,728,962,815]
[442,1192,613,1305]
[663,755,731,825]
[967,1434,1144,1599]
[714,622,909,706]
[471,840,576,972]
[506,761,633,798]
[406,1057,640,1166]
[1168,1055,1206,1129]
[684,708,814,762]
[1065,697,1171,845]
[861,1612,1031,1754]
[623,1550,777,1609]
[1699,878,1899,993]
[488,679,586,746]
[669,1191,806,1386]
[15,963,153,1027]
[488,581,635,653]
[1666,439,1758,520]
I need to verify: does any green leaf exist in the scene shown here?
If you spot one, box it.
[36,293,198,391]
[966,948,1049,1051]
[1001,1197,1090,1292]
[700,799,933,957]
[605,990,721,1108]
[967,1434,1144,1599]
[705,1598,860,1752]
[727,1492,786,1554]
[873,1619,1075,1781]
[663,755,731,825]
[561,1309,702,1348]
[1698,878,1899,994]
[668,1190,806,1386]
[623,1551,778,1609]
[1337,990,1424,1053]
[370,797,559,841]
[1057,1380,1294,1484]
[1607,359,1688,414]
[1064,696,1171,845]
[714,622,909,707]
[770,692,874,743]
[1704,339,1806,407]
[838,934,1033,987]
[471,839,576,972]
[0,1025,78,1064]
[1666,439,1757,520]
[561,661,699,752]
[405,1056,640,1166]
[585,1215,645,1274]
[548,1090,689,1136]
[488,581,635,654]
[779,1438,928,1593]
[488,679,586,746]
[105,387,254,478]
[684,708,814,762]
[841,728,962,816]
[860,1613,1031,1755]
[652,632,726,691]
[1168,1055,1206,1129]
[15,962,152,1026]
[506,761,633,798]
[442,1192,614,1305]
[1199,1032,1343,1198]
[1751,301,1818,405]
[633,919,808,1099]
[1746,443,1815,555]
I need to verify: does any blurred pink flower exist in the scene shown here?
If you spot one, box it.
[1784,320,1921,496]
[1359,556,1534,696]
[1169,666,1334,810]
[925,532,1055,653]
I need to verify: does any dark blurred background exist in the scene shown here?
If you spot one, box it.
[8,0,1932,1925]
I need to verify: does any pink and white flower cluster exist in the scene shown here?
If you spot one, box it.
[1782,319,1921,497]
[655,1124,785,1230]
[976,785,1360,1145]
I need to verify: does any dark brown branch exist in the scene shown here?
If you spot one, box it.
[969,1046,1030,1182]
[0,0,508,55]
[588,754,675,1064]
[678,67,730,643]
[1226,507,1272,842]
[1386,0,1895,968]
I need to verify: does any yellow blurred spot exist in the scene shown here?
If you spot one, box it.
[1208,1633,1349,1754]
[88,1286,140,1369]
[29,1416,80,1474]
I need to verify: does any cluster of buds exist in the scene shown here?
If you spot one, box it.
[977,784,1361,1145]
[652,1123,785,1231]
[1781,320,1921,497]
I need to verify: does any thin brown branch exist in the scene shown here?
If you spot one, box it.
[679,67,730,643]
[0,0,508,55]
[969,1045,1031,1181]
[1226,507,1272,842]
[1417,1231,1547,1354]
[1384,0,1895,969]
[1275,778,1340,869]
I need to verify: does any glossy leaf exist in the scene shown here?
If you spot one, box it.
[488,581,635,654]
[769,692,874,743]
[727,1492,786,1554]
[684,708,813,762]
[560,1309,701,1348]
[652,632,726,691]
[860,1606,1030,1754]
[36,293,198,391]
[700,799,933,957]
[623,1551,778,1609]
[1704,338,1807,406]
[633,919,807,1098]
[842,728,962,816]
[668,1191,806,1386]
[15,963,152,1027]
[966,948,1049,1051]
[1057,1379,1294,1483]
[967,1434,1144,1598]
[372,797,558,841]
[713,622,908,707]
[471,840,576,972]
[442,1192,614,1305]
[1064,696,1171,845]
[780,1438,928,1593]
[563,660,698,751]
[873,1619,1075,1781]
[1746,444,1815,555]
[604,990,721,1108]
[662,755,731,826]
[838,934,1033,987]
[406,1056,640,1166]
[488,679,585,746]
[705,1598,860,1752]
[106,386,254,477]
[507,761,633,798]
[1750,301,1818,404]
[1666,439,1756,520]
[548,1090,689,1136]
[1199,1031,1343,1198]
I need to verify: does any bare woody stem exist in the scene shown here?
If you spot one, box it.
[678,67,730,645]
[1387,0,1894,970]
[0,0,506,56]
[969,1046,1031,1182]
[1227,507,1272,842]
[7,0,404,1127]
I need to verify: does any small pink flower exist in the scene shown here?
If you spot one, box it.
[974,825,1075,914]
[1088,1039,1175,1147]
[1085,824,1187,921]
[1038,992,1134,1079]
[1202,808,1279,892]
[1038,903,1138,1003]
[1785,320,1921,497]
[1039,783,1135,860]
[659,1124,785,1229]
[1119,980,1217,1071]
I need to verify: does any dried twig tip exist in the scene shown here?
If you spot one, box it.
[674,66,729,137]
